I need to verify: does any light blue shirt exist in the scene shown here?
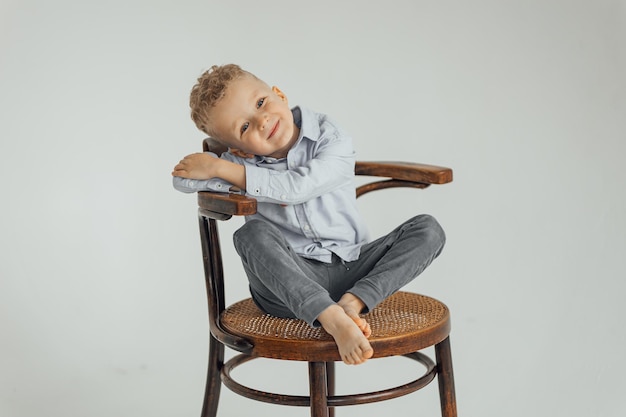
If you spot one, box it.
[173,106,370,262]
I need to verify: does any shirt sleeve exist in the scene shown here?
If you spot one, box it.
[172,176,230,193]
[245,133,355,205]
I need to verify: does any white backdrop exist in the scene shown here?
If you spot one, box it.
[1,1,625,416]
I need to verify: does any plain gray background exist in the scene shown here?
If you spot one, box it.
[1,1,625,416]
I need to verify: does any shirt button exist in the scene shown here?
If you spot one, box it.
[280,194,287,200]
[303,225,310,231]
[254,188,260,194]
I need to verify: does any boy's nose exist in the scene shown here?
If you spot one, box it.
[254,113,269,130]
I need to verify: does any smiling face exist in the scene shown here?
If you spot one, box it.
[209,75,300,159]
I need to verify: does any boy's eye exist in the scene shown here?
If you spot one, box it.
[256,98,265,108]
[241,122,249,134]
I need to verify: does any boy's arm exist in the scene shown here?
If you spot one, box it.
[245,135,354,205]
[173,133,354,202]
[172,152,246,192]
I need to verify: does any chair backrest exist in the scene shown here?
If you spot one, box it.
[197,137,452,352]
[203,137,229,156]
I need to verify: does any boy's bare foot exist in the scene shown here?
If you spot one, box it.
[337,293,372,337]
[317,304,374,365]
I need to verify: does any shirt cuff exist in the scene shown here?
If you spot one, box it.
[172,176,230,193]
[244,164,272,197]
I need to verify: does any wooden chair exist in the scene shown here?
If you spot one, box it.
[195,138,457,417]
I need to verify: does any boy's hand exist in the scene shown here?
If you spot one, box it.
[172,153,219,179]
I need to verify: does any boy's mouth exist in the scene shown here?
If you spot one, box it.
[268,120,279,140]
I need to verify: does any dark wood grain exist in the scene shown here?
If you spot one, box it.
[356,161,453,184]
[197,192,257,216]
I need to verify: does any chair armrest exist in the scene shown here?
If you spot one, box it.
[355,161,453,185]
[196,156,451,216]
[198,191,257,216]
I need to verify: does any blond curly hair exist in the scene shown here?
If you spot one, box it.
[189,64,257,136]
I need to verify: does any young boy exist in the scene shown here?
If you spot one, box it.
[172,64,446,365]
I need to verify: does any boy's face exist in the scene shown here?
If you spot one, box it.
[209,76,299,159]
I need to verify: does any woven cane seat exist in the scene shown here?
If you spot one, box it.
[221,291,450,361]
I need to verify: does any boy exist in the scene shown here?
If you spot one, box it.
[172,64,445,365]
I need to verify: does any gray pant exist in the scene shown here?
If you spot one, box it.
[233,215,446,327]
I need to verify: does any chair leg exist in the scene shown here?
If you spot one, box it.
[201,333,225,417]
[435,336,457,417]
[325,362,335,417]
[309,362,329,417]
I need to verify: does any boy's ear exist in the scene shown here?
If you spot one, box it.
[228,148,256,159]
[272,86,288,103]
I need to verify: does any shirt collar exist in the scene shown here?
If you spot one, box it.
[295,106,321,143]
